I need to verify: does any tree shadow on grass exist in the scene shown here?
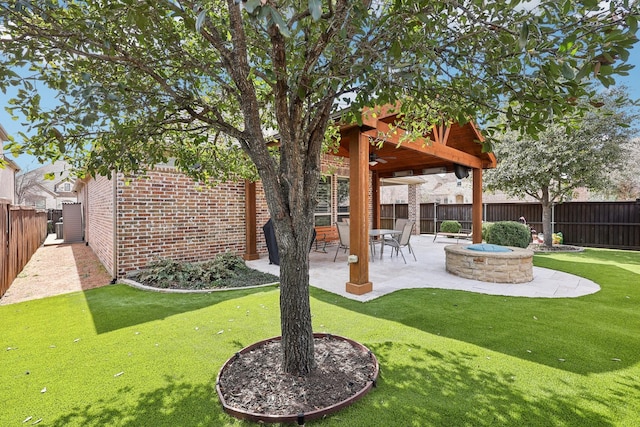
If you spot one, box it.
[359,342,617,427]
[310,261,640,375]
[49,375,230,427]
[84,284,278,334]
[47,343,620,427]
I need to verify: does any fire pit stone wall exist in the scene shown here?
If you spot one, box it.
[444,244,534,284]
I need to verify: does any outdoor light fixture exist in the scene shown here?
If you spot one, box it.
[454,164,470,179]
[422,167,447,175]
[392,170,414,177]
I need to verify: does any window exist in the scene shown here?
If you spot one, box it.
[63,182,71,192]
[336,177,350,223]
[314,177,332,226]
[35,198,46,209]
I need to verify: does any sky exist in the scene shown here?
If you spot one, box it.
[2,41,640,172]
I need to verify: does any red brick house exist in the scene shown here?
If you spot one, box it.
[76,156,349,279]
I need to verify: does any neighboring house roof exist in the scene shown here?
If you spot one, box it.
[17,160,75,190]
[0,123,9,141]
[16,160,77,208]
[0,154,20,172]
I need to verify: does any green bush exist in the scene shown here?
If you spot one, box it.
[485,221,531,248]
[440,220,462,233]
[132,252,277,289]
[482,222,494,241]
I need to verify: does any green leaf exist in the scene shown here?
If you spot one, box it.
[626,14,638,34]
[269,8,291,38]
[575,62,590,81]
[561,62,575,80]
[134,13,147,30]
[582,0,598,9]
[518,23,528,51]
[195,9,206,32]
[309,0,322,21]
[244,0,262,15]
[390,40,401,60]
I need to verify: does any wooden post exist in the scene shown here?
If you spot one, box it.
[346,131,372,295]
[243,180,259,261]
[472,168,483,243]
[372,171,381,230]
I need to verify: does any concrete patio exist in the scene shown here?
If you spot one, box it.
[247,234,600,302]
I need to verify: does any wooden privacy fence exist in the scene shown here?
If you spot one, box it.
[386,200,640,250]
[380,203,408,229]
[1,201,48,298]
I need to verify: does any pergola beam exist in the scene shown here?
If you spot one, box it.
[363,122,485,169]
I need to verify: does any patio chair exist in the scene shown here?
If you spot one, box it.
[333,221,350,262]
[382,221,416,263]
[394,218,409,231]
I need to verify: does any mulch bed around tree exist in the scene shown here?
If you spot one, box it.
[217,336,377,420]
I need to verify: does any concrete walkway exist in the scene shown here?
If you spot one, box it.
[247,234,600,302]
[0,235,112,305]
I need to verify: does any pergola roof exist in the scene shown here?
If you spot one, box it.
[334,106,497,177]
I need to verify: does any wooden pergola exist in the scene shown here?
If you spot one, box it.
[244,105,497,295]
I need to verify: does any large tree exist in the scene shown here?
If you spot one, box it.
[1,1,638,375]
[485,88,638,247]
[606,137,640,200]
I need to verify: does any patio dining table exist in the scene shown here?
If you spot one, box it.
[369,229,402,260]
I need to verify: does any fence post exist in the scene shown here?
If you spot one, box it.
[552,203,556,236]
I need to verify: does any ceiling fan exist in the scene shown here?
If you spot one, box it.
[369,152,396,166]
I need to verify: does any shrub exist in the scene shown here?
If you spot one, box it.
[440,220,462,233]
[482,222,494,241]
[132,252,277,289]
[485,221,531,248]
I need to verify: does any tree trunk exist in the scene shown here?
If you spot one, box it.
[277,222,316,375]
[541,186,553,247]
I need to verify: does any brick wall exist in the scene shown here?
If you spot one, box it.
[83,174,115,277]
[114,166,271,277]
[81,156,363,278]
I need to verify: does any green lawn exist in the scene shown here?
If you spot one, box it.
[1,248,639,426]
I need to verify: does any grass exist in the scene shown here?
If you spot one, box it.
[1,248,639,426]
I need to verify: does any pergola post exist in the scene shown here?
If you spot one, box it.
[371,171,381,230]
[472,168,483,243]
[243,180,259,261]
[346,131,372,295]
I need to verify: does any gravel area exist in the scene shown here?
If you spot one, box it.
[0,241,112,305]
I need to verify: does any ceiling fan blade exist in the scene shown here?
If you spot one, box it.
[377,158,388,164]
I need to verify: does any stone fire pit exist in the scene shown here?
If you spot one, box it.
[444,244,534,284]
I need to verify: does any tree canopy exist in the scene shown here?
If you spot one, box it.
[484,87,638,245]
[1,0,639,374]
[2,1,638,174]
